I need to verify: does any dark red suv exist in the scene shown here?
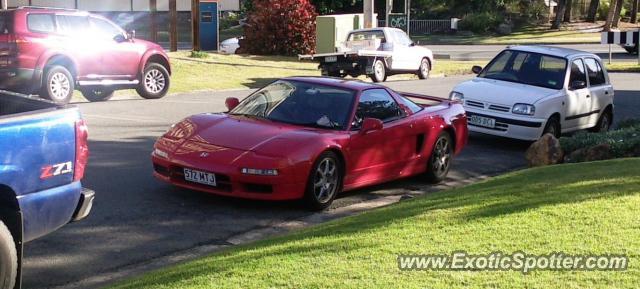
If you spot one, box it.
[0,7,171,104]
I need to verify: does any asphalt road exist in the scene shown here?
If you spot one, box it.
[429,44,638,62]
[21,73,639,289]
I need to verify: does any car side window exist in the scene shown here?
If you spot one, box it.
[352,89,404,129]
[27,14,55,33]
[56,15,90,35]
[90,17,123,39]
[569,59,587,85]
[584,58,606,86]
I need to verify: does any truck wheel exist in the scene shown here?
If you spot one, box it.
[0,221,17,289]
[41,65,74,105]
[136,63,170,99]
[418,58,431,79]
[370,60,387,83]
[425,132,452,184]
[80,87,115,102]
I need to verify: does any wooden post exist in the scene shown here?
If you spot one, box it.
[385,0,393,27]
[191,0,200,51]
[364,0,374,28]
[1,0,7,10]
[406,0,411,36]
[169,0,178,52]
[150,0,158,43]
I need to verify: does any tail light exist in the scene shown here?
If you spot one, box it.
[74,119,89,181]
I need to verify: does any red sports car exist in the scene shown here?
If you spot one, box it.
[151,77,467,210]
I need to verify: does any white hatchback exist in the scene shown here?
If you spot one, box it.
[450,46,614,141]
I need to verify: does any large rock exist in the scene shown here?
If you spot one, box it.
[583,143,613,161]
[525,133,564,167]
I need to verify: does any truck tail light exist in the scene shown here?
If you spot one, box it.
[74,119,89,182]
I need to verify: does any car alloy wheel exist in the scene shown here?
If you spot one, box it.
[313,157,339,204]
[144,68,166,94]
[432,136,451,176]
[419,58,430,79]
[50,72,71,101]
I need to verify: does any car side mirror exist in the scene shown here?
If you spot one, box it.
[360,118,383,134]
[114,34,127,43]
[472,65,483,74]
[570,80,587,90]
[127,30,136,39]
[225,97,240,111]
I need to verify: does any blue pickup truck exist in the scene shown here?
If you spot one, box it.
[0,91,94,289]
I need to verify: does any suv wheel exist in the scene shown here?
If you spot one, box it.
[137,63,170,99]
[80,87,115,102]
[42,65,74,105]
[0,221,17,289]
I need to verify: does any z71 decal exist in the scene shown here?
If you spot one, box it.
[41,162,73,179]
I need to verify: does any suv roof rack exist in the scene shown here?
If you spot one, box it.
[18,6,79,11]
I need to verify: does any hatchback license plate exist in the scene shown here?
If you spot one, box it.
[469,115,496,128]
[184,168,216,187]
[325,56,337,62]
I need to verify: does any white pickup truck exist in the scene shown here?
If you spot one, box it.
[299,27,434,82]
[450,46,614,141]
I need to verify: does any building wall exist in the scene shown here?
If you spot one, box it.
[7,0,239,11]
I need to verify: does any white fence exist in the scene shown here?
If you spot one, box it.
[379,19,457,35]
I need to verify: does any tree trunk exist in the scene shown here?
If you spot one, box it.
[603,0,618,31]
[564,0,573,22]
[631,0,639,23]
[587,0,600,22]
[612,0,624,28]
[552,0,567,29]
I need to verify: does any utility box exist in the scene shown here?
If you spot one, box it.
[315,14,377,54]
[199,0,219,51]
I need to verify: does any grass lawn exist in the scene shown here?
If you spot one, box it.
[414,27,601,45]
[606,62,640,73]
[111,158,640,289]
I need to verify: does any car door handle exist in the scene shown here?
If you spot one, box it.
[605,91,609,95]
[586,95,591,98]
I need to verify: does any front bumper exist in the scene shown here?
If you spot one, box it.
[71,188,95,222]
[466,110,546,141]
[151,154,308,201]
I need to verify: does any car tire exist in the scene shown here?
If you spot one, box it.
[303,151,343,211]
[41,65,74,105]
[425,132,453,184]
[589,109,612,133]
[80,87,115,102]
[418,58,431,79]
[370,59,387,83]
[624,45,638,55]
[136,63,170,99]
[0,221,17,289]
[542,116,561,138]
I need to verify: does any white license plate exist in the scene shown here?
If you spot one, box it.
[184,168,216,187]
[469,115,496,128]
[325,56,337,62]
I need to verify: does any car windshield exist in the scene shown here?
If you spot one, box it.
[479,50,567,90]
[230,80,356,130]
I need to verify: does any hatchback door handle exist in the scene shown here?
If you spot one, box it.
[605,91,609,95]
[586,95,591,98]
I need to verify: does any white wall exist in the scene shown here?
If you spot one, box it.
[8,0,240,11]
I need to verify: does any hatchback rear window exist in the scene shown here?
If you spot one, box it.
[28,14,55,33]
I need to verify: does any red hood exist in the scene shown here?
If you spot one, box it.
[167,113,327,157]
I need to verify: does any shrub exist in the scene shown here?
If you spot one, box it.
[189,51,209,59]
[238,0,317,56]
[617,118,640,130]
[559,122,640,160]
[459,12,504,34]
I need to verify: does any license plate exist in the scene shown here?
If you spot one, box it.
[325,56,337,62]
[184,168,216,187]
[469,115,496,128]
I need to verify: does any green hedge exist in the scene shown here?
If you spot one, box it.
[559,119,640,159]
[459,12,504,34]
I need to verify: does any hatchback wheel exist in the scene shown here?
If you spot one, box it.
[418,58,430,79]
[542,116,561,138]
[136,63,170,99]
[42,65,74,105]
[590,109,612,133]
[304,151,343,211]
